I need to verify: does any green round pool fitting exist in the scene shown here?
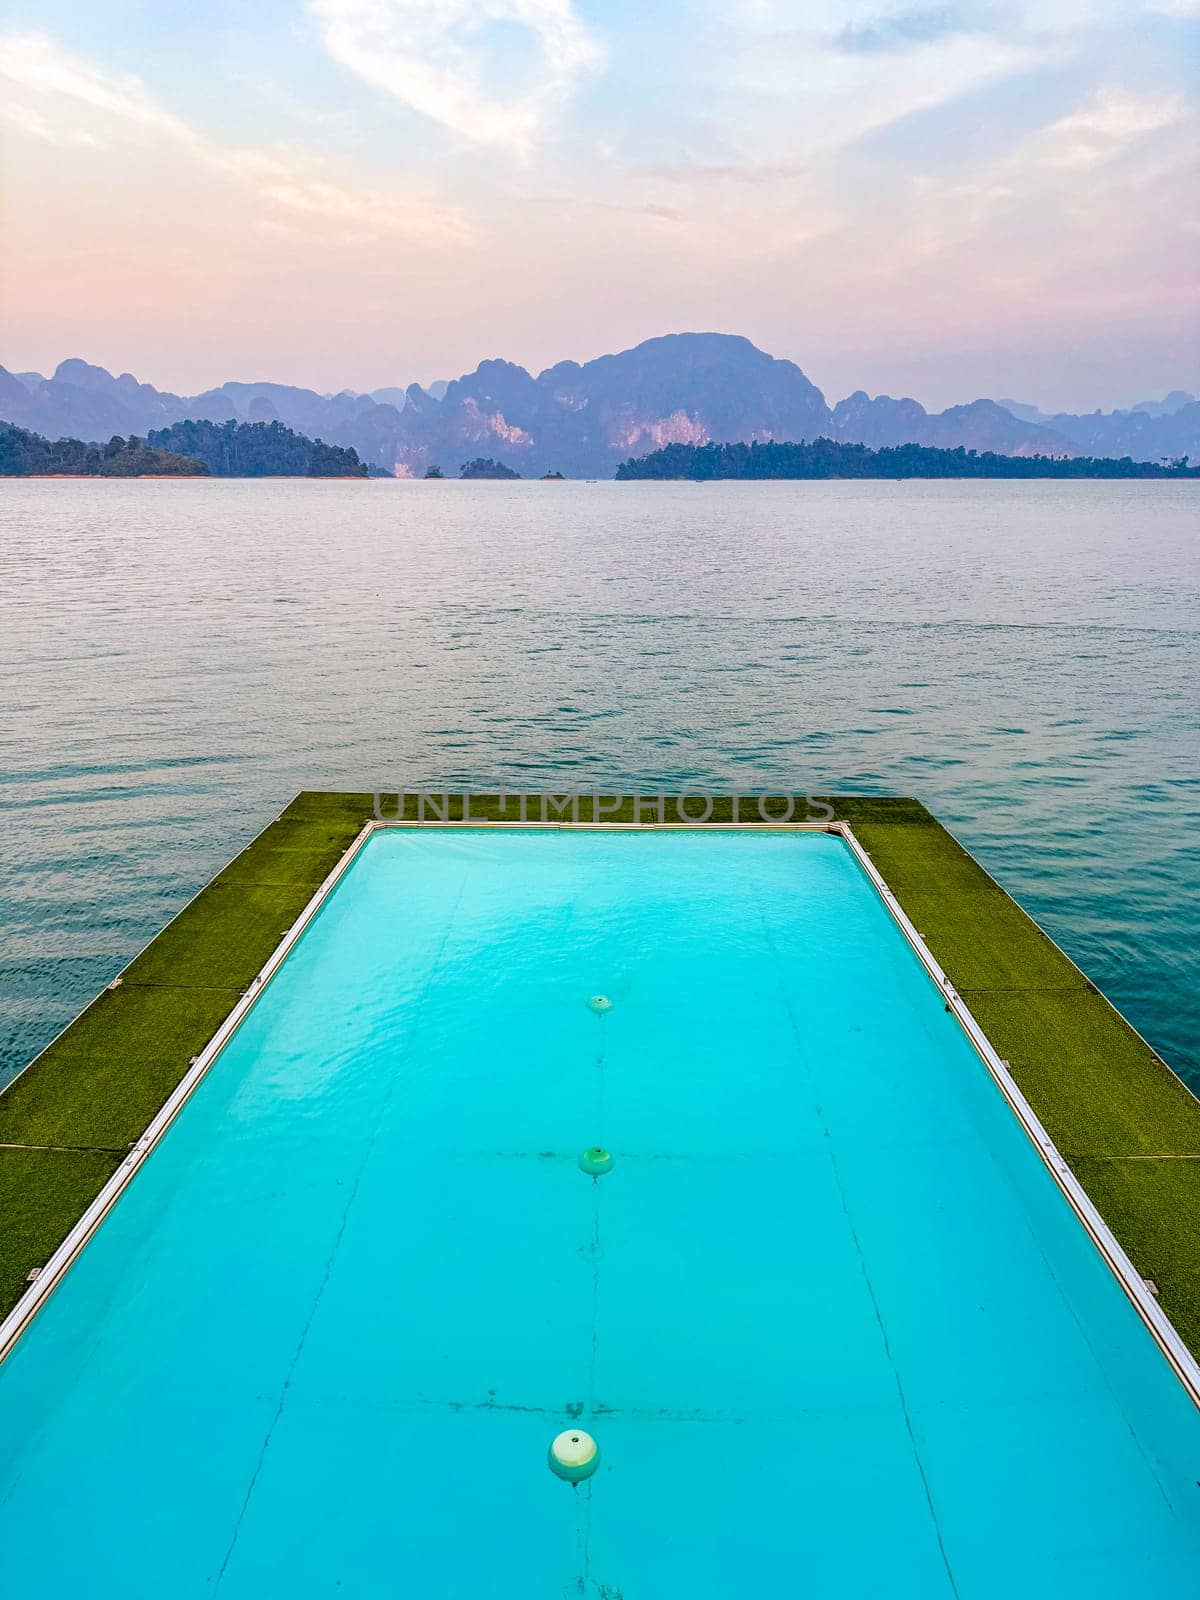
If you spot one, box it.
[578,1147,614,1177]
[587,995,613,1014]
[548,1428,600,1483]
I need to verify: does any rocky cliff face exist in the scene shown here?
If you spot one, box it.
[387,335,832,477]
[1,334,1192,475]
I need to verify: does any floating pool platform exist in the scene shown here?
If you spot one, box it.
[1,795,1198,1594]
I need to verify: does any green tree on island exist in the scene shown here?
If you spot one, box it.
[459,457,519,479]
[614,438,1198,481]
[146,419,367,477]
[0,422,207,477]
[1,418,373,477]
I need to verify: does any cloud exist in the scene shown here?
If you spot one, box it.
[0,102,103,148]
[832,5,995,54]
[864,83,1196,284]
[725,7,1054,167]
[1038,88,1189,168]
[0,32,469,243]
[0,32,192,138]
[308,0,603,155]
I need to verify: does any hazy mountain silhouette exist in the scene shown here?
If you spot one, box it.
[829,392,1073,454]
[2,335,1194,476]
[997,391,1200,461]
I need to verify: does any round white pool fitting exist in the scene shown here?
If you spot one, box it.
[587,995,613,1014]
[548,1428,600,1482]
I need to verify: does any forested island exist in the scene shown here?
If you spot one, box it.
[0,419,370,478]
[459,456,520,479]
[147,420,368,476]
[615,439,1198,480]
[0,423,207,477]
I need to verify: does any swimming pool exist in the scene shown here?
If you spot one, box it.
[1,826,1198,1595]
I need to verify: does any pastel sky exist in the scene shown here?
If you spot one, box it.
[1,1,1196,409]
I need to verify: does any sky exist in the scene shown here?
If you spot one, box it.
[0,0,1196,411]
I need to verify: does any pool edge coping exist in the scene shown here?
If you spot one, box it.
[3,814,1198,1409]
[838,821,1200,1408]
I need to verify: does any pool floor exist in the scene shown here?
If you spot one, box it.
[1,828,1198,1595]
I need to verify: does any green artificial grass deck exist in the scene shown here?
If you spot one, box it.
[2,792,1198,1366]
[0,1148,122,1313]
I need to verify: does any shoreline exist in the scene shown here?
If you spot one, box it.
[15,473,369,481]
[8,472,1197,484]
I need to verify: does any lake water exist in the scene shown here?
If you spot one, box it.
[0,478,1197,1088]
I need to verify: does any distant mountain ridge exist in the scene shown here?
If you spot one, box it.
[2,335,1195,478]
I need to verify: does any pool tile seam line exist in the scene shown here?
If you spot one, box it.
[215,865,476,1592]
[758,895,962,1598]
[839,822,1200,1409]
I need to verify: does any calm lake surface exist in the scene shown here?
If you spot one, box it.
[0,478,1197,1089]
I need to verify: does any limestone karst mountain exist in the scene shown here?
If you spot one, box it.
[2,335,1193,476]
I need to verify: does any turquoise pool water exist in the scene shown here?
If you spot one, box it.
[1,827,1198,1595]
